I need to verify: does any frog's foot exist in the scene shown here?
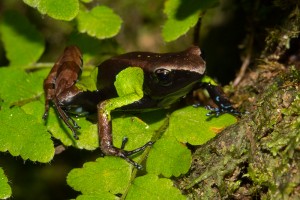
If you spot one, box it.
[120,137,153,169]
[57,110,81,140]
[68,116,81,130]
[44,98,81,140]
[205,105,241,117]
[103,138,154,170]
[55,104,81,139]
[122,137,154,155]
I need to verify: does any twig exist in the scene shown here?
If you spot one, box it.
[233,50,251,86]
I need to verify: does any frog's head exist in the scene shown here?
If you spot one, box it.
[144,46,206,99]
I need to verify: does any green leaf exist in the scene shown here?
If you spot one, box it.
[23,0,79,21]
[113,115,154,152]
[0,68,44,105]
[0,167,11,199]
[0,106,54,162]
[80,0,93,3]
[45,106,98,150]
[23,0,40,7]
[137,110,168,132]
[77,6,122,39]
[76,193,116,200]
[0,68,54,162]
[166,106,237,145]
[76,72,98,92]
[101,67,144,114]
[163,0,199,42]
[114,67,144,98]
[146,136,192,177]
[21,100,45,121]
[67,157,131,195]
[162,0,218,42]
[0,11,44,66]
[126,174,186,200]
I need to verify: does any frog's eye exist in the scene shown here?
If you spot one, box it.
[154,68,173,86]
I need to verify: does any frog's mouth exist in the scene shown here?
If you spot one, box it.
[154,80,199,109]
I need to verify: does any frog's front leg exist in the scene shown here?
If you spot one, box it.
[201,83,240,116]
[96,67,154,169]
[97,99,153,170]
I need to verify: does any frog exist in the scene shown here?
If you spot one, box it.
[43,45,239,169]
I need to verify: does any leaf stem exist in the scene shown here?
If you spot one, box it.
[10,93,43,107]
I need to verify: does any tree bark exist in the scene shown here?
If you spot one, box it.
[177,65,300,199]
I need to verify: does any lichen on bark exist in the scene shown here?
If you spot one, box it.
[177,66,300,199]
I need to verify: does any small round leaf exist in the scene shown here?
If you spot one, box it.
[126,174,186,200]
[77,6,122,39]
[24,0,79,21]
[67,157,131,195]
[146,136,192,177]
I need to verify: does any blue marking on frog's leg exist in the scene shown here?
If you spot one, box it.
[192,103,202,108]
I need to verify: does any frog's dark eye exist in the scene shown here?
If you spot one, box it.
[154,68,173,86]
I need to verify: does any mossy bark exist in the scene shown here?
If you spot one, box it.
[176,1,300,198]
[177,65,300,199]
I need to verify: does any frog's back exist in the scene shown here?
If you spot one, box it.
[96,46,205,97]
[96,51,171,92]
